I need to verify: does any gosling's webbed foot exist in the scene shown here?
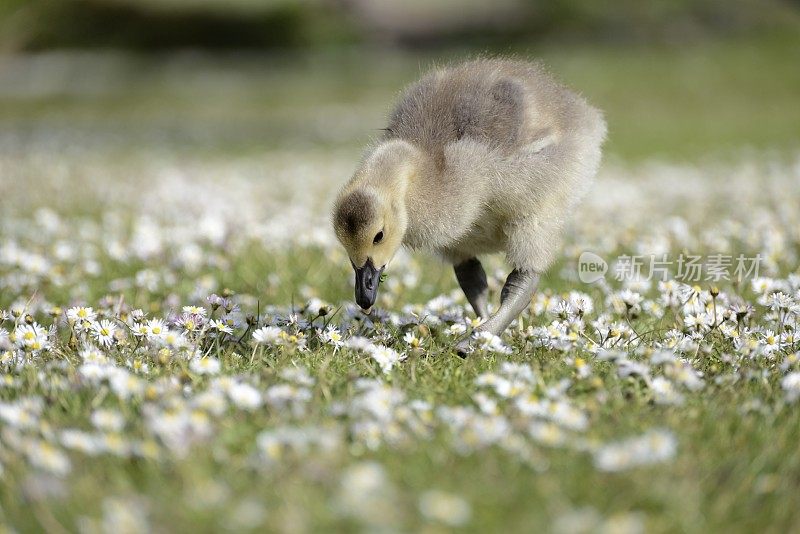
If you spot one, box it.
[455,269,539,356]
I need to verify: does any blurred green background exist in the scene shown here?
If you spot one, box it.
[0,0,798,162]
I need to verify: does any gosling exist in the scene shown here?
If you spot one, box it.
[332,58,606,353]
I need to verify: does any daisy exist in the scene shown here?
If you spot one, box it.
[658,279,682,308]
[145,318,167,340]
[618,289,643,310]
[650,377,684,405]
[403,331,421,348]
[182,305,208,317]
[12,322,49,352]
[280,366,315,387]
[319,325,344,348]
[252,326,283,345]
[66,306,97,329]
[79,345,108,364]
[447,323,467,336]
[751,277,778,295]
[781,372,800,402]
[474,331,512,355]
[91,409,125,432]
[760,330,783,355]
[684,312,712,331]
[594,429,677,472]
[162,330,188,350]
[91,319,117,348]
[190,357,221,376]
[418,490,471,527]
[26,440,71,476]
[176,312,205,334]
[228,382,262,410]
[369,345,404,374]
[568,291,594,316]
[767,292,793,312]
[208,319,232,335]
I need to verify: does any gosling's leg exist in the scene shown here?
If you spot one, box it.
[456,269,540,356]
[454,257,489,319]
[482,269,539,335]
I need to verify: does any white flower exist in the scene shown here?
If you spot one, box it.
[80,345,109,364]
[61,429,103,455]
[529,421,567,446]
[252,326,283,345]
[91,319,117,348]
[472,392,498,415]
[617,359,651,381]
[337,462,396,526]
[210,319,233,335]
[67,306,97,329]
[419,490,471,527]
[345,336,375,352]
[781,372,800,402]
[474,331,512,354]
[767,292,793,312]
[651,377,684,405]
[101,497,149,534]
[369,345,404,374]
[0,398,42,429]
[190,356,221,376]
[670,361,705,391]
[568,291,594,316]
[109,370,145,400]
[447,323,467,336]
[594,429,677,472]
[760,330,783,355]
[91,409,125,432]
[27,440,71,476]
[684,312,713,331]
[182,305,207,317]
[131,321,150,338]
[161,330,188,349]
[145,318,167,340]
[12,322,49,352]
[319,325,344,347]
[265,384,312,412]
[228,382,262,410]
[403,331,421,348]
[619,289,643,309]
[751,277,778,295]
[177,312,205,333]
[280,366,315,387]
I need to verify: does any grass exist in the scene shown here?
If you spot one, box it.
[1,251,799,532]
[0,35,799,532]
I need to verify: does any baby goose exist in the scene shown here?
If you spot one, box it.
[333,58,606,353]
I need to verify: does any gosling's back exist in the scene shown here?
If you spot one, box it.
[385,58,604,161]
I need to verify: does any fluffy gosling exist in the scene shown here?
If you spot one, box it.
[332,58,606,354]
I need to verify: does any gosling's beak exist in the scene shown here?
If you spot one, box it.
[353,258,384,310]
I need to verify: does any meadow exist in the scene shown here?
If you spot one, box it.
[0,35,799,532]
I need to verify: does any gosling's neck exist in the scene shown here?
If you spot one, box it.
[357,138,425,208]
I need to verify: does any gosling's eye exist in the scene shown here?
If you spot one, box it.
[373,231,384,244]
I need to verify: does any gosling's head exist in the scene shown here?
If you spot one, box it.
[333,140,420,309]
[333,186,407,310]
